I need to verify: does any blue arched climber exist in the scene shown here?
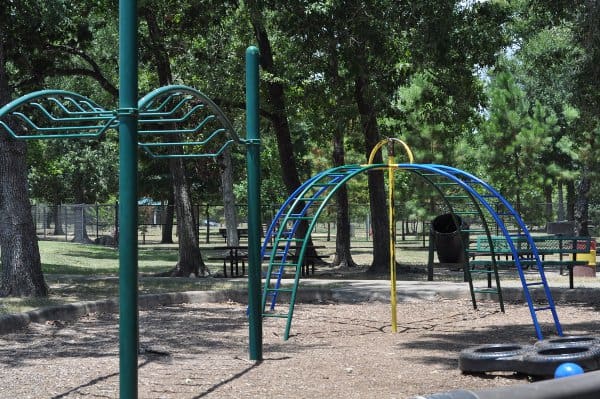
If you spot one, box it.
[260,162,562,341]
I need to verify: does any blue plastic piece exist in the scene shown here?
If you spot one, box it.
[555,363,585,379]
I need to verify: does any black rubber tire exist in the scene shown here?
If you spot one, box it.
[534,335,600,349]
[459,343,532,373]
[520,344,600,377]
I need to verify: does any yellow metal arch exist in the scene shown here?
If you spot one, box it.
[367,137,414,165]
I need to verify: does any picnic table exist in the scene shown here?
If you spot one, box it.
[263,245,328,277]
[208,244,328,278]
[208,246,248,277]
[470,235,596,289]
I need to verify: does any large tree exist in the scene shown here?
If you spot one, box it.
[257,0,509,273]
[138,0,247,275]
[477,68,557,218]
[1,0,126,296]
[246,1,321,260]
[140,4,208,276]
[493,0,600,233]
[0,91,47,297]
[571,0,600,236]
[0,1,68,297]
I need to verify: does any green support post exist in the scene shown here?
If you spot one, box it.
[118,0,139,397]
[246,46,263,361]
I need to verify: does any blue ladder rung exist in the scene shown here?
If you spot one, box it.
[311,183,336,187]
[526,282,544,287]
[289,213,307,217]
[534,306,552,312]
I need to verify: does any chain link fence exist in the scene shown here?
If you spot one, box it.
[31,202,599,245]
[32,204,117,243]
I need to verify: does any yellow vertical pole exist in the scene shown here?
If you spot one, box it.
[388,142,397,333]
[366,137,412,334]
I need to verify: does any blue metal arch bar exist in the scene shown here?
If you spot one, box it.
[428,164,561,337]
[260,167,349,258]
[265,163,561,340]
[262,165,364,257]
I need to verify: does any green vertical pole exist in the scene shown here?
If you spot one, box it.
[118,0,139,397]
[246,46,262,361]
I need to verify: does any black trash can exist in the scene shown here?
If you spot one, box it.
[431,213,469,263]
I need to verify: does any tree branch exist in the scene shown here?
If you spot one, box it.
[45,44,118,98]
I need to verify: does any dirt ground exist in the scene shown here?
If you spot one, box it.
[1,295,600,399]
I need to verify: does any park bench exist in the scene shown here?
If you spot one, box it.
[218,228,248,241]
[469,235,596,289]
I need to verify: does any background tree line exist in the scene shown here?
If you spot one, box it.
[1,0,598,296]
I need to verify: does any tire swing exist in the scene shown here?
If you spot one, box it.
[534,335,600,349]
[459,343,533,373]
[521,344,600,377]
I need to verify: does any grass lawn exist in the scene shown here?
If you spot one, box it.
[1,238,592,316]
[0,240,247,315]
[39,240,180,275]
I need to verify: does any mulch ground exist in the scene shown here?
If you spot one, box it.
[1,295,600,398]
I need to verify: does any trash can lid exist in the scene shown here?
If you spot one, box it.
[432,213,462,234]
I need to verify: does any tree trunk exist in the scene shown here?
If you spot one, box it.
[168,157,208,276]
[72,204,92,243]
[142,6,207,275]
[218,147,239,246]
[0,36,47,297]
[557,181,565,221]
[161,192,174,244]
[543,184,553,223]
[566,180,576,221]
[332,128,357,268]
[0,136,49,297]
[248,2,318,258]
[514,151,521,215]
[71,168,92,243]
[574,170,591,237]
[354,72,390,274]
[52,204,66,235]
[140,6,173,87]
